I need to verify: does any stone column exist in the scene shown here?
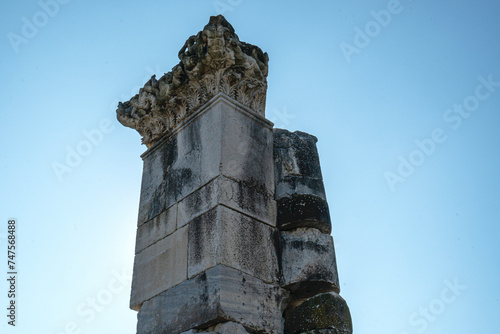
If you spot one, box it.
[117,14,352,334]
[274,130,352,334]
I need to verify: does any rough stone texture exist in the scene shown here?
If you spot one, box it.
[280,228,339,298]
[137,265,287,334]
[273,129,331,234]
[136,126,204,227]
[181,321,249,333]
[277,194,331,234]
[205,322,249,333]
[299,330,345,334]
[117,15,269,147]
[131,225,188,310]
[273,129,326,200]
[135,203,177,254]
[177,175,276,229]
[130,94,278,313]
[188,205,279,283]
[137,94,274,227]
[284,292,352,334]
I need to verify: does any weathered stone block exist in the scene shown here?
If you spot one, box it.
[137,133,202,226]
[280,228,339,298]
[135,203,177,254]
[132,95,279,318]
[138,95,274,227]
[273,129,326,200]
[275,175,327,203]
[137,265,286,334]
[177,175,276,229]
[130,225,188,310]
[137,144,167,226]
[284,292,352,334]
[181,321,249,333]
[219,176,276,227]
[277,194,331,234]
[176,177,219,228]
[206,322,249,333]
[219,98,275,196]
[273,129,332,234]
[188,205,279,283]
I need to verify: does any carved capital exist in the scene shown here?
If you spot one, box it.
[117,15,269,147]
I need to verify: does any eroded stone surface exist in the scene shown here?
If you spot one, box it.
[137,265,286,334]
[137,129,203,226]
[273,129,326,200]
[280,228,339,298]
[177,175,276,229]
[137,95,274,227]
[284,292,352,334]
[117,15,269,147]
[277,194,331,234]
[181,321,250,333]
[188,205,279,283]
[273,128,332,234]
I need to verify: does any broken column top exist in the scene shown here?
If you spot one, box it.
[116,14,270,147]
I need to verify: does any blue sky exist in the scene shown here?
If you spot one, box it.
[1,0,499,333]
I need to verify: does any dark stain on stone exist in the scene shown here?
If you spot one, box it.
[162,136,178,172]
[166,168,193,201]
[277,194,331,234]
[288,240,329,254]
[148,181,166,220]
[189,208,217,265]
[186,118,202,153]
[284,293,352,334]
[273,129,323,179]
[278,175,326,200]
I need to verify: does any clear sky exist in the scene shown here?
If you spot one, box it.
[1,0,499,333]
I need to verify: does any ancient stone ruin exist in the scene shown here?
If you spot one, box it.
[117,15,352,334]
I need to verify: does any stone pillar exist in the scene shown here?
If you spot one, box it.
[274,130,352,334]
[117,14,351,334]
